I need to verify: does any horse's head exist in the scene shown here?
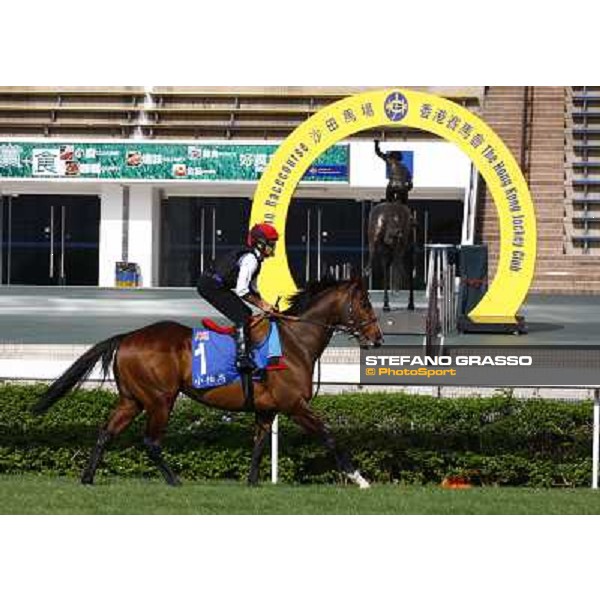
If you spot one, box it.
[340,278,384,349]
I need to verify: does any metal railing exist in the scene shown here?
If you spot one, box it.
[425,244,457,339]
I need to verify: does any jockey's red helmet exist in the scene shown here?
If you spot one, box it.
[247,223,280,248]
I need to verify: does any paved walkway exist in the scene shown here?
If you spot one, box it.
[0,286,598,346]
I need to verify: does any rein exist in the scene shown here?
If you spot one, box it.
[251,288,377,341]
[272,311,378,342]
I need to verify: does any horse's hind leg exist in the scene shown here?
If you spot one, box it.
[144,403,181,487]
[81,396,142,485]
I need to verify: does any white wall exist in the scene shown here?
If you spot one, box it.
[99,185,124,287]
[350,140,472,189]
[128,185,160,287]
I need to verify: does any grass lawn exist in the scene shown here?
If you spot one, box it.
[2,475,600,514]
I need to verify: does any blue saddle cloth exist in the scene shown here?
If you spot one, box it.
[192,321,282,390]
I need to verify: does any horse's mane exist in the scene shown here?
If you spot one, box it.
[284,279,349,316]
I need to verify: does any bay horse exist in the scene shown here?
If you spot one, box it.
[32,278,383,489]
[367,201,415,314]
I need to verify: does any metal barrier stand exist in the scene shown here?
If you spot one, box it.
[425,244,457,345]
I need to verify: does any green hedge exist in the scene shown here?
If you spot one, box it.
[0,384,594,487]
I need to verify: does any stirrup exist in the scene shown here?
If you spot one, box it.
[235,327,256,372]
[266,357,287,371]
[236,354,256,373]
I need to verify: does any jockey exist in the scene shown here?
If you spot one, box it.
[197,223,279,373]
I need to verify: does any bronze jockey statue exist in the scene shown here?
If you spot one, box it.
[375,140,413,204]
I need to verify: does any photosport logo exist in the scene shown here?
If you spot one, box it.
[361,346,600,387]
[384,91,409,123]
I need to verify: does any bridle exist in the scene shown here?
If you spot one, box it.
[337,293,380,345]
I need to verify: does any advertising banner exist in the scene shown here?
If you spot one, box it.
[0,141,349,183]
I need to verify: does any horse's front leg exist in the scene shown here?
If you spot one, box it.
[248,411,275,487]
[382,255,391,313]
[291,402,370,489]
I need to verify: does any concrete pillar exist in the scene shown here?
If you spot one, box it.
[99,184,125,287]
[128,185,160,287]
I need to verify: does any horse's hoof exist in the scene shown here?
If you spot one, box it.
[168,479,182,488]
[408,305,415,312]
[383,306,391,313]
[81,476,94,486]
[347,470,371,490]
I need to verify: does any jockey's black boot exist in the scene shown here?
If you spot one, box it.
[235,326,255,411]
[235,326,256,373]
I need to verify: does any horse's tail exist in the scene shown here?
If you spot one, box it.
[32,334,126,416]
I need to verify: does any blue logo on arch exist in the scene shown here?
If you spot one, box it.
[384,92,409,122]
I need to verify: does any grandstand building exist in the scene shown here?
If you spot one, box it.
[0,86,591,293]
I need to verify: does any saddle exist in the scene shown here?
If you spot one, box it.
[201,314,262,336]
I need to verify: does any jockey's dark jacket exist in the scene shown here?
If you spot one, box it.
[207,248,263,293]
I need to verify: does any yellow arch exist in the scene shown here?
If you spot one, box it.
[251,89,536,323]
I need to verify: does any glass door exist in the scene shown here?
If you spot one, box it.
[286,199,365,287]
[319,199,365,282]
[2,195,100,286]
[160,197,251,287]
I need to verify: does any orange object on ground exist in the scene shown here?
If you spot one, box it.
[441,476,473,490]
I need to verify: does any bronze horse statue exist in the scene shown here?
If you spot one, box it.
[368,142,415,312]
[32,279,383,489]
